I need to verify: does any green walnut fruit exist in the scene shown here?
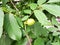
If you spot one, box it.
[26,18,35,26]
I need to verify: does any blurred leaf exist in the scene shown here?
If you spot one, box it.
[26,26,31,33]
[42,4,60,17]
[52,17,59,26]
[41,28,48,36]
[0,8,4,38]
[29,3,37,10]
[34,22,48,37]
[46,41,52,45]
[48,27,58,32]
[52,17,60,30]
[6,5,15,12]
[22,16,29,21]
[2,7,9,12]
[34,38,44,45]
[58,26,60,30]
[29,32,37,38]
[33,22,42,37]
[0,35,12,45]
[15,16,23,27]
[15,38,28,45]
[34,10,48,26]
[47,0,60,3]
[37,0,46,5]
[23,9,31,14]
[53,32,60,36]
[2,0,9,6]
[4,13,22,40]
[52,41,60,45]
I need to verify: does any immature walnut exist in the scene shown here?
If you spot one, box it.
[24,18,35,26]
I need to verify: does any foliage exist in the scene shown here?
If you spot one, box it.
[0,0,60,45]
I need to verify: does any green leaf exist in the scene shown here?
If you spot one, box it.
[42,4,60,17]
[29,32,36,38]
[4,13,22,40]
[34,38,44,45]
[46,41,51,45]
[0,35,12,45]
[22,16,29,21]
[52,17,60,30]
[2,5,15,13]
[34,10,48,26]
[15,38,28,45]
[48,27,58,32]
[53,32,60,36]
[47,0,60,3]
[37,0,46,5]
[33,22,42,37]
[15,16,23,27]
[6,5,15,12]
[52,17,59,26]
[26,26,31,33]
[2,0,9,6]
[23,9,31,14]
[34,22,48,37]
[0,8,4,38]
[29,3,37,10]
[52,41,60,45]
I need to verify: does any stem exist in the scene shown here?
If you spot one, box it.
[24,25,31,45]
[29,12,33,18]
[10,0,19,12]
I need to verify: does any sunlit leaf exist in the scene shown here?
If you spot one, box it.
[29,3,37,10]
[42,4,60,17]
[24,9,31,14]
[0,8,4,38]
[34,10,48,25]
[37,0,46,5]
[47,0,60,3]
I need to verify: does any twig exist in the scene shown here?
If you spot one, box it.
[10,0,19,12]
[24,25,32,45]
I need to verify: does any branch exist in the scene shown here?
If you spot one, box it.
[10,0,19,12]
[24,25,32,45]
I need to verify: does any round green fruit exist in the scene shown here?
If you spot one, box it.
[26,18,35,26]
